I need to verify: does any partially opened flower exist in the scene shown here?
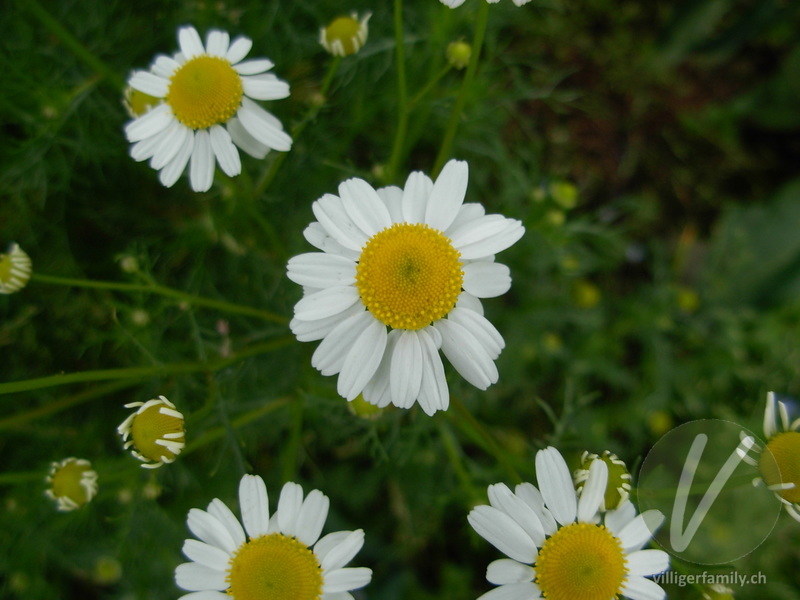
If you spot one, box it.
[320,13,371,57]
[0,243,32,294]
[742,391,800,522]
[45,457,98,511]
[574,450,632,511]
[117,395,186,468]
[440,0,533,8]
[286,159,524,415]
[175,475,372,599]
[468,447,669,600]
[124,25,292,192]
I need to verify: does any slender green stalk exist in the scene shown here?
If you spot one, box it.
[436,419,481,501]
[385,0,410,183]
[22,0,125,90]
[30,273,287,324]
[281,396,305,481]
[432,0,491,176]
[407,64,453,110]
[0,336,294,396]
[252,56,342,199]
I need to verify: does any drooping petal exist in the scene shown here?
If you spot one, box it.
[150,121,191,169]
[209,124,241,177]
[361,329,401,408]
[390,331,424,409]
[337,318,387,401]
[159,132,194,188]
[415,328,449,415]
[189,130,215,192]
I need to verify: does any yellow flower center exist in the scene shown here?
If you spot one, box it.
[535,522,627,600]
[356,223,463,330]
[324,16,363,55]
[227,533,323,600]
[50,461,95,507]
[167,55,243,129]
[759,431,800,504]
[131,404,185,464]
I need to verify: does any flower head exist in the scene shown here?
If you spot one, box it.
[574,450,632,511]
[175,475,371,599]
[446,41,472,69]
[752,391,800,521]
[320,13,371,57]
[440,0,533,7]
[0,243,32,294]
[118,395,186,468]
[286,159,524,415]
[124,25,292,192]
[468,447,669,600]
[45,457,98,511]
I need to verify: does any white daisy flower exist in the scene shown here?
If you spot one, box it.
[468,446,669,600]
[124,25,292,192]
[440,0,533,8]
[175,475,372,600]
[740,391,800,522]
[45,457,99,512]
[286,159,524,415]
[320,13,371,57]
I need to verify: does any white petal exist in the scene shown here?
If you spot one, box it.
[514,483,558,536]
[295,489,330,546]
[604,499,637,536]
[293,285,361,321]
[448,307,505,360]
[577,459,608,522]
[626,549,670,577]
[277,482,304,536]
[415,328,449,415]
[237,98,292,151]
[187,508,237,553]
[468,505,537,564]
[174,562,227,592]
[618,510,664,552]
[323,567,372,593]
[621,575,667,600]
[339,178,392,238]
[402,171,433,223]
[125,103,173,142]
[238,474,269,538]
[338,318,388,400]
[425,159,468,231]
[178,592,229,600]
[159,132,194,188]
[226,36,253,64]
[535,447,577,526]
[151,54,181,78]
[290,305,363,343]
[456,291,485,315]
[390,331,424,409]
[130,125,172,162]
[362,329,401,408]
[189,130,215,192]
[179,26,205,59]
[376,185,404,222]
[227,116,270,159]
[486,559,535,585]
[476,582,539,600]
[312,193,369,252]
[128,70,169,98]
[235,58,274,75]
[435,318,498,390]
[488,483,545,546]
[209,125,241,177]
[450,215,525,260]
[287,253,357,288]
[446,202,486,235]
[463,261,512,298]
[206,498,246,547]
[321,593,354,600]
[317,530,365,572]
[150,121,191,169]
[764,391,779,438]
[242,75,290,101]
[182,540,231,571]
[205,30,229,58]
[312,311,373,376]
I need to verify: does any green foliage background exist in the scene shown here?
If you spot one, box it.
[2,0,800,598]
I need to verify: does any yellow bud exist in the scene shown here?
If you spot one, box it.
[446,41,472,69]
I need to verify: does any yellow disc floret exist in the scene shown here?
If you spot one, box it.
[45,458,98,511]
[119,396,186,468]
[227,533,324,600]
[356,223,463,330]
[535,522,627,600]
[760,431,800,504]
[167,55,243,129]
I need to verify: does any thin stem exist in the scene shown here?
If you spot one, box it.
[432,0,491,176]
[385,0,410,183]
[30,273,287,324]
[22,0,125,90]
[436,419,481,501]
[407,64,453,110]
[252,56,342,199]
[0,336,294,396]
[281,396,305,481]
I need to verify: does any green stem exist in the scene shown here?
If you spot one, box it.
[432,0,491,176]
[0,336,294,396]
[407,64,453,110]
[252,56,342,199]
[436,419,481,501]
[30,273,287,324]
[281,396,305,481]
[22,0,125,90]
[385,0,410,183]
